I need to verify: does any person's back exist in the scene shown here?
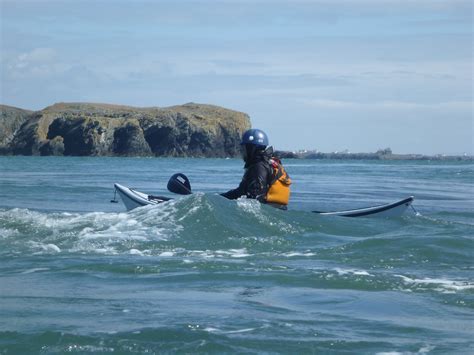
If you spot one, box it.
[221,129,291,209]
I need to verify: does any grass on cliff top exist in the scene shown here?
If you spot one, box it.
[39,102,250,130]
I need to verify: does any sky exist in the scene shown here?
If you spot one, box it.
[0,0,472,155]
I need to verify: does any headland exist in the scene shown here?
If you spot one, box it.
[0,103,250,157]
[1,103,471,160]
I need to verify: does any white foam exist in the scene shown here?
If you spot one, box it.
[334,268,372,276]
[92,247,118,255]
[284,252,316,257]
[67,345,115,353]
[29,242,61,254]
[4,208,176,256]
[0,227,20,239]
[376,345,435,355]
[396,275,474,292]
[231,253,251,258]
[64,204,184,254]
[237,197,261,211]
[230,248,251,258]
[159,251,174,257]
[214,248,251,258]
[418,345,435,353]
[236,198,268,225]
[125,219,138,226]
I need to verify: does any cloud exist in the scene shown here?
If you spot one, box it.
[15,48,56,67]
[7,48,58,77]
[18,47,56,62]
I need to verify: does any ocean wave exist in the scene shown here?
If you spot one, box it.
[0,194,471,267]
[0,195,305,257]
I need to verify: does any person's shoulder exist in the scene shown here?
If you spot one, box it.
[255,158,271,166]
[256,159,272,174]
[246,159,269,170]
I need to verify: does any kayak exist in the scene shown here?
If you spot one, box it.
[312,196,414,217]
[113,183,414,217]
[113,183,171,211]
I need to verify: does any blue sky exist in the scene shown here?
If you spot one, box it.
[0,0,472,155]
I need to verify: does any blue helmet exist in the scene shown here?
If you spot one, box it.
[240,129,269,147]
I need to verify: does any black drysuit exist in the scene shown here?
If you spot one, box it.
[221,150,273,201]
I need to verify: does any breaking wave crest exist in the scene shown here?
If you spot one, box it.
[0,194,305,256]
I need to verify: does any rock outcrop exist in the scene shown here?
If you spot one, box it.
[0,105,33,154]
[0,102,251,157]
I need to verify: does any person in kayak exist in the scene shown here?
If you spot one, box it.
[221,128,291,209]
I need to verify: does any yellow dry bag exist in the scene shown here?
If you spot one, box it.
[266,158,291,205]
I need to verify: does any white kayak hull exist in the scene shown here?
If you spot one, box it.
[313,196,414,217]
[114,183,167,211]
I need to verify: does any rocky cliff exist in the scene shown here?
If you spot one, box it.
[0,103,251,157]
[0,105,33,154]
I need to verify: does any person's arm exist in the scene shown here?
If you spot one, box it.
[245,163,271,200]
[221,178,247,200]
[221,162,271,200]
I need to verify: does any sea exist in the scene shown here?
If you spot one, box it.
[0,156,472,354]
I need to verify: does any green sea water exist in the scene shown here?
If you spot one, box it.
[0,157,473,354]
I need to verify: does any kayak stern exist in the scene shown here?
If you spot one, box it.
[314,196,414,217]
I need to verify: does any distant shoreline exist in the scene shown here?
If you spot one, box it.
[274,149,473,161]
[0,152,472,161]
